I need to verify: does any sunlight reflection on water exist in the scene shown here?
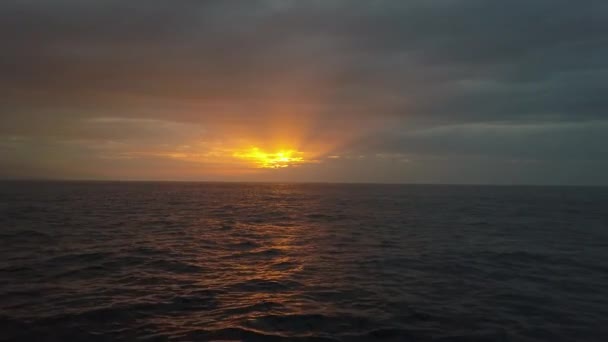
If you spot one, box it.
[1,182,608,341]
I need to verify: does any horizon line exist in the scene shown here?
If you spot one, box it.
[1,178,606,188]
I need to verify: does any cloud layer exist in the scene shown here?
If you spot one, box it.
[1,0,607,184]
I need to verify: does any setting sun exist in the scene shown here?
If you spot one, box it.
[233,147,306,168]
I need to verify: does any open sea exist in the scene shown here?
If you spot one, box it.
[1,181,607,341]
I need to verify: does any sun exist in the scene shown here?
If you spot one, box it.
[233,147,305,168]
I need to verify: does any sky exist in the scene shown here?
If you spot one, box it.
[1,0,607,185]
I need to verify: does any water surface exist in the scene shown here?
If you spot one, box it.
[1,182,607,341]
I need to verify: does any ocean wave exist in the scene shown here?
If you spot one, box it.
[226,279,303,292]
[175,327,341,341]
[1,182,607,341]
[244,313,374,335]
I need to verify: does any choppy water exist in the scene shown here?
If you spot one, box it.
[1,181,608,341]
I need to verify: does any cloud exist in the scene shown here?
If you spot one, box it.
[369,121,608,161]
[1,0,607,183]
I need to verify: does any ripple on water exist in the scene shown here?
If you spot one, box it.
[1,182,607,341]
[227,278,304,292]
[243,313,375,335]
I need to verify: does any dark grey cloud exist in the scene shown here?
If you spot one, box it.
[1,0,607,183]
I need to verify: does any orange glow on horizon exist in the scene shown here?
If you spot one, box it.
[233,147,307,168]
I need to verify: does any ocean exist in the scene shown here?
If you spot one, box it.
[1,181,607,341]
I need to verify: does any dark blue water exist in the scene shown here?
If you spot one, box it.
[1,181,607,341]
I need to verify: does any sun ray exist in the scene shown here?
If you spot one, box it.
[233,147,306,168]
